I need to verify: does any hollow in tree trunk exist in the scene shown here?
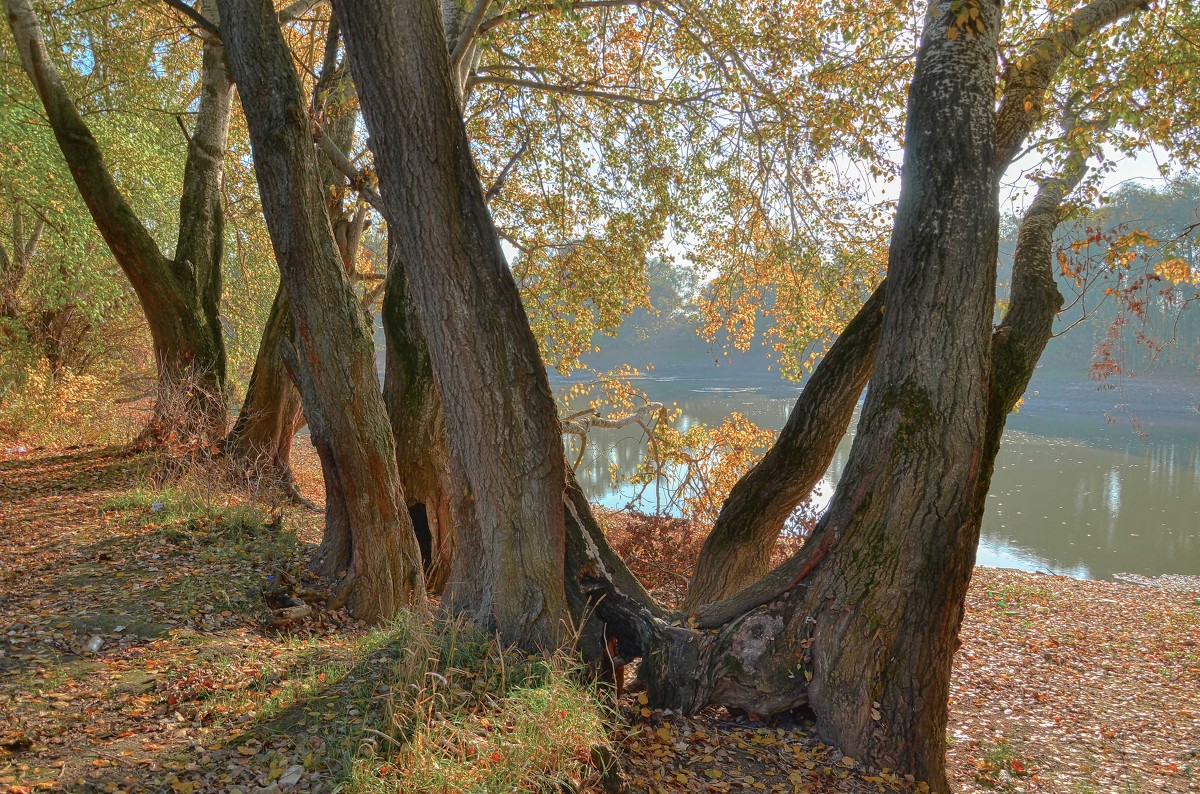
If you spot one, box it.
[338,0,569,648]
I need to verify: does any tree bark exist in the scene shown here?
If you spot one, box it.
[218,0,427,620]
[225,21,360,484]
[338,0,570,648]
[684,282,885,609]
[636,4,1007,788]
[225,285,304,483]
[382,233,456,594]
[4,0,231,446]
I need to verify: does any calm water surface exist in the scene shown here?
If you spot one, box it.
[562,372,1200,581]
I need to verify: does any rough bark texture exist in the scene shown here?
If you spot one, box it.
[684,283,885,609]
[219,0,426,620]
[4,0,231,446]
[382,233,456,594]
[338,0,569,648]
[225,23,360,483]
[993,0,1145,169]
[637,4,1007,788]
[975,128,1092,506]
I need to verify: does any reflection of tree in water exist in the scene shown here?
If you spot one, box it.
[569,381,1200,582]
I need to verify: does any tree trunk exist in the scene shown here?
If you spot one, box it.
[224,24,361,484]
[218,0,427,620]
[684,282,885,609]
[225,285,304,483]
[0,205,44,324]
[338,0,569,648]
[636,5,1007,788]
[4,0,231,447]
[382,233,456,593]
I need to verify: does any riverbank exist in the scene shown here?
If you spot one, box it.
[1,445,1197,792]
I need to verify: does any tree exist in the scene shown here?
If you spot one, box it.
[338,0,572,648]
[333,0,1200,788]
[217,0,427,620]
[4,0,232,447]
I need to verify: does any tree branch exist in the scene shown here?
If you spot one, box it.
[484,138,528,202]
[278,0,323,23]
[474,75,670,105]
[162,0,220,35]
[477,0,643,36]
[993,0,1145,171]
[312,123,382,210]
[450,0,493,71]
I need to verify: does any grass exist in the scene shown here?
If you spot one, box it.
[94,467,613,792]
[337,615,610,793]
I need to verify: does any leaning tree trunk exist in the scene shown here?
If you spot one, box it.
[4,0,232,447]
[218,0,426,620]
[338,0,570,648]
[225,21,366,485]
[635,5,1007,788]
[684,282,885,609]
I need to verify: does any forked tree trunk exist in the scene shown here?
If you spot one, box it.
[338,0,569,648]
[218,0,426,620]
[634,5,1007,788]
[684,283,884,609]
[4,0,231,447]
[683,0,1145,617]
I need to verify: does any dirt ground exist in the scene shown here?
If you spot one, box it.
[1,445,1197,792]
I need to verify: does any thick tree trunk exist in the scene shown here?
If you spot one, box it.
[635,5,1007,788]
[219,0,427,620]
[338,0,569,648]
[382,233,456,593]
[225,26,360,484]
[4,0,231,446]
[684,283,885,609]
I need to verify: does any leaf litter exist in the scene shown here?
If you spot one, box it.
[1,445,1197,792]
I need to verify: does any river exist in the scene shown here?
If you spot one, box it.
[559,371,1200,581]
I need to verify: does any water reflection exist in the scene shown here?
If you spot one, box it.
[562,375,1200,581]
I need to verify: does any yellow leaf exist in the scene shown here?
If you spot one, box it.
[946,25,959,40]
[637,692,649,705]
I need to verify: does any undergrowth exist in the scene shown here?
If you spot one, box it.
[340,615,610,793]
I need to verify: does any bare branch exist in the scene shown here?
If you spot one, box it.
[162,0,220,35]
[475,75,668,106]
[484,138,529,202]
[312,123,382,210]
[562,402,664,438]
[450,0,493,71]
[278,0,324,23]
[477,0,643,36]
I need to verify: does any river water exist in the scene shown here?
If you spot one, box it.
[561,372,1200,581]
